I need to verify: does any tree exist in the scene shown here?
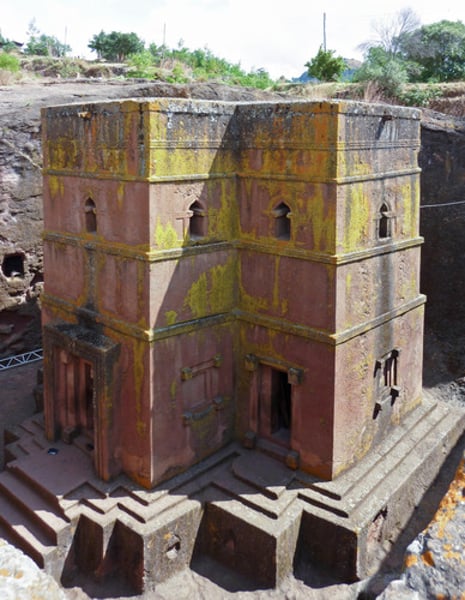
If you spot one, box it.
[25,34,70,57]
[24,19,70,57]
[359,8,420,56]
[88,31,144,62]
[398,20,465,82]
[353,46,408,97]
[0,32,17,52]
[87,31,107,60]
[148,42,167,65]
[305,47,346,82]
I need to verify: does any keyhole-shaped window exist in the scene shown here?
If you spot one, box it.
[273,202,291,240]
[189,201,207,239]
[378,203,392,239]
[85,198,97,233]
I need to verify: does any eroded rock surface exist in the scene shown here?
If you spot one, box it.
[0,538,65,600]
[375,453,465,599]
[401,454,465,598]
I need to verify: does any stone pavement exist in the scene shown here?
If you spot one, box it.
[0,361,40,467]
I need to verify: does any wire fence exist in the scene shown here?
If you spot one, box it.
[420,200,465,208]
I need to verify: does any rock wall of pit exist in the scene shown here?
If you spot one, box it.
[419,111,465,393]
[1,85,465,392]
[0,105,43,354]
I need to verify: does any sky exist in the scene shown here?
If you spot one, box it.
[2,1,465,79]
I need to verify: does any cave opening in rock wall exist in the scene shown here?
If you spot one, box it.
[2,253,25,278]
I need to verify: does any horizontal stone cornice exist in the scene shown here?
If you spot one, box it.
[43,231,423,266]
[43,165,420,185]
[43,292,425,347]
[234,294,425,345]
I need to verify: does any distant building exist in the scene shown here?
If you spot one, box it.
[0,40,23,49]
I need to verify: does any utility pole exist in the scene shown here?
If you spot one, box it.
[162,23,166,62]
[323,12,327,51]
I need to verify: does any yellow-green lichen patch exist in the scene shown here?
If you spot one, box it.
[238,325,286,365]
[207,180,238,241]
[209,256,236,313]
[271,256,285,313]
[136,259,147,329]
[136,419,147,436]
[341,184,370,253]
[400,177,420,238]
[337,153,372,181]
[345,271,352,296]
[147,106,237,179]
[184,272,208,319]
[170,379,177,402]
[155,219,180,250]
[184,255,236,319]
[308,189,336,253]
[116,182,126,209]
[46,174,64,200]
[165,310,178,326]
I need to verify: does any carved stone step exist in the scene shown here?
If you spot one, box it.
[0,493,57,569]
[0,470,70,545]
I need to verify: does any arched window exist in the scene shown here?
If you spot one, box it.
[189,201,206,239]
[85,198,97,233]
[273,202,291,240]
[378,203,392,240]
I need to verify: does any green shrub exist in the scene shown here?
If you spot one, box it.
[354,48,408,98]
[166,63,189,84]
[305,47,346,82]
[126,51,159,79]
[0,52,20,72]
[398,85,441,107]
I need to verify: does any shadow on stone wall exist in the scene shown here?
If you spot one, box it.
[419,113,465,393]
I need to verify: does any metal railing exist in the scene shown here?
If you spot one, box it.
[0,348,43,372]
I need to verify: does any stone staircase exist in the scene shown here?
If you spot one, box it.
[295,399,463,520]
[0,471,70,573]
[4,414,48,463]
[0,397,464,593]
[0,416,73,579]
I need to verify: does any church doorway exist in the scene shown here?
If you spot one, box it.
[259,365,292,447]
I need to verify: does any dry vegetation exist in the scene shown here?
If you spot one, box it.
[277,80,465,117]
[3,54,465,117]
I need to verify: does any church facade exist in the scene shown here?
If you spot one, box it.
[41,98,424,489]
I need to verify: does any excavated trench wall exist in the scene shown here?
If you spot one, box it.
[419,115,465,389]
[1,96,465,399]
[0,116,43,355]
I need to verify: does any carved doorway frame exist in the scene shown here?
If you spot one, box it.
[42,323,120,481]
